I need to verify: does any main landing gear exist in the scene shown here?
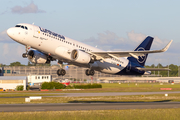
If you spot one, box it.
[22,45,30,58]
[57,69,66,76]
[85,69,95,76]
[57,60,66,76]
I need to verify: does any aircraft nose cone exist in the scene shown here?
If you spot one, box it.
[7,28,14,37]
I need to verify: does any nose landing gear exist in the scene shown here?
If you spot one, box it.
[22,45,31,58]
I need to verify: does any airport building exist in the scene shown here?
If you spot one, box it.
[28,75,52,85]
[0,65,119,81]
[1,65,180,84]
[0,76,27,90]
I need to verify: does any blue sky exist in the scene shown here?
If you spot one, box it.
[0,0,180,65]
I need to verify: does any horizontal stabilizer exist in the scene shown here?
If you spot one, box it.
[136,67,171,71]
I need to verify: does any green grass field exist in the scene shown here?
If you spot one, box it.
[0,83,180,104]
[0,93,63,97]
[1,109,180,120]
[1,93,180,104]
[100,83,180,92]
[1,83,179,94]
[1,83,180,119]
[101,83,180,88]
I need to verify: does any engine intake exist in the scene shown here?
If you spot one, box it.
[71,49,93,64]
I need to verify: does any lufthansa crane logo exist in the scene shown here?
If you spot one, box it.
[137,47,146,63]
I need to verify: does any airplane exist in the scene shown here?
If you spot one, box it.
[7,23,172,76]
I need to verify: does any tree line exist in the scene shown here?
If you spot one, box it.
[0,61,51,67]
[145,64,179,77]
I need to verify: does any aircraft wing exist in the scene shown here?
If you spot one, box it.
[136,67,171,71]
[89,40,172,60]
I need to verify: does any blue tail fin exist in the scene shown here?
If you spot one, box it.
[128,36,154,67]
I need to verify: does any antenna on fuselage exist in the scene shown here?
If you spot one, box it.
[32,22,34,25]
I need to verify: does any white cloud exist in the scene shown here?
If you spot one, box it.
[84,31,125,45]
[84,30,171,51]
[0,30,14,43]
[3,44,9,56]
[84,31,127,50]
[127,31,146,43]
[97,31,125,44]
[0,43,27,65]
[17,45,24,56]
[0,10,8,15]
[11,2,46,14]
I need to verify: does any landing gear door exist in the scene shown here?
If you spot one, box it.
[126,61,131,72]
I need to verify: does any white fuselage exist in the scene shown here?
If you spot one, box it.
[7,23,129,74]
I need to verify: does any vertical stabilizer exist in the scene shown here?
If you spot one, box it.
[128,36,154,66]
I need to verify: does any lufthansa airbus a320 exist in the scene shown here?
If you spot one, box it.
[7,23,172,76]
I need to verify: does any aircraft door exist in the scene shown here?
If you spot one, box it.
[33,26,39,38]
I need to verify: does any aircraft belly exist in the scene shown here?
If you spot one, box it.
[96,61,122,74]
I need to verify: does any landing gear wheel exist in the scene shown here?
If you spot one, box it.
[86,69,90,76]
[60,69,66,76]
[85,69,95,76]
[57,69,66,76]
[89,69,95,76]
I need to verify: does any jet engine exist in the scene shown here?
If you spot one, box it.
[27,50,50,64]
[71,49,93,64]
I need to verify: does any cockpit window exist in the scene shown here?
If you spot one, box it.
[21,26,24,29]
[15,25,28,30]
[25,26,28,30]
[15,25,21,27]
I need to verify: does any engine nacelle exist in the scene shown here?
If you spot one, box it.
[55,46,71,60]
[71,49,93,64]
[28,50,49,64]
